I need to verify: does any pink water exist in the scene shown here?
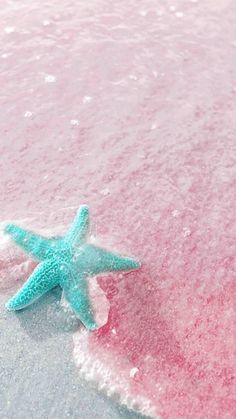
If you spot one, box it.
[1,1,236,418]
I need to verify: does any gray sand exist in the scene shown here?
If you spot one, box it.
[0,290,149,419]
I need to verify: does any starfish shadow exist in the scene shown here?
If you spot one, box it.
[5,205,140,332]
[14,287,81,341]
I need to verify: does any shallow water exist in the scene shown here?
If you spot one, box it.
[1,1,236,418]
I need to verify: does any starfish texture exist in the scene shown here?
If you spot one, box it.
[4,205,140,330]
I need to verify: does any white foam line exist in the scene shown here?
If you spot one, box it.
[73,330,159,418]
[1,215,157,417]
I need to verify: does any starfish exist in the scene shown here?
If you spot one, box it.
[4,205,140,330]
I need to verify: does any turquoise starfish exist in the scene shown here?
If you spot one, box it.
[4,205,140,330]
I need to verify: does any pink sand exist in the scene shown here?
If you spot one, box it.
[1,1,236,418]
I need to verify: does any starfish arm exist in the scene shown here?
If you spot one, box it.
[62,273,96,331]
[66,205,90,246]
[4,224,56,261]
[6,260,60,310]
[81,244,141,275]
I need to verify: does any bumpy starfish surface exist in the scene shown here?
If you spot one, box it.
[4,205,140,330]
